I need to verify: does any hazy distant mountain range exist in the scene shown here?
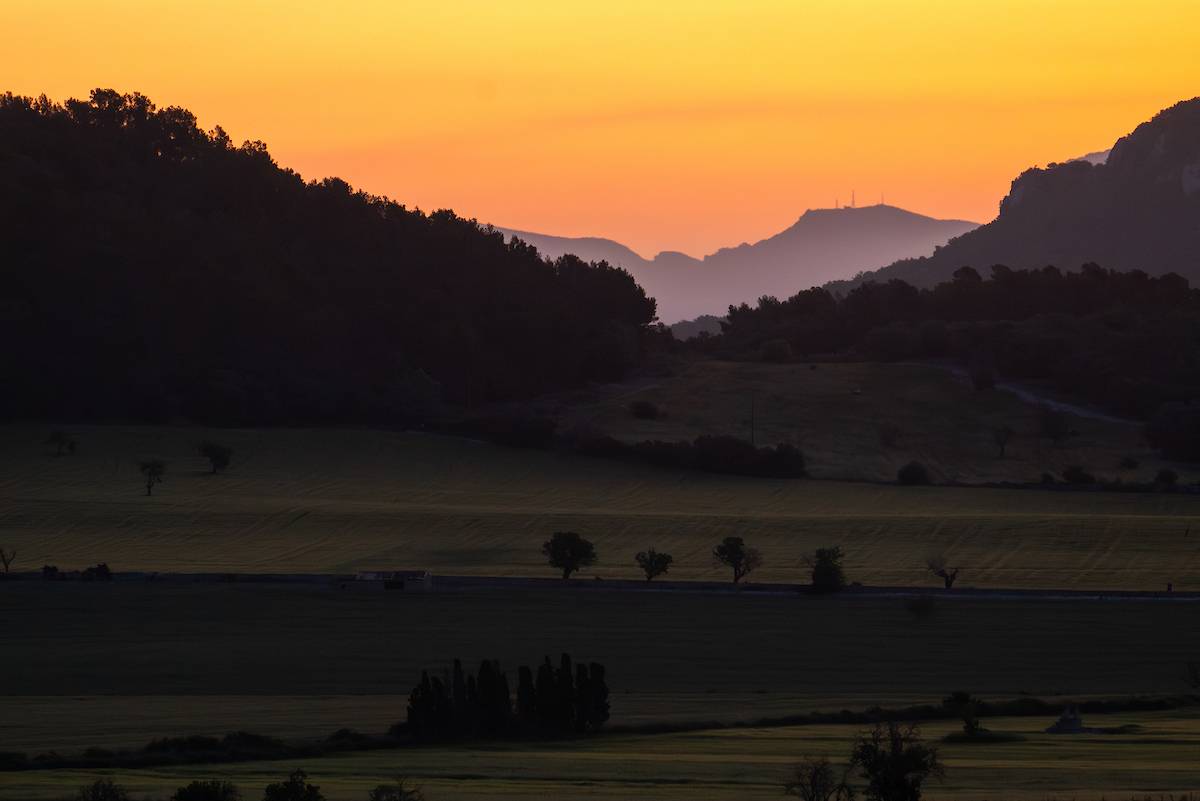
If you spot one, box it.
[501,205,978,322]
[829,98,1200,293]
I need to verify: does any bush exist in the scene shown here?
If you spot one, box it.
[897,461,931,485]
[1061,465,1096,484]
[367,779,425,801]
[75,780,130,801]
[263,769,324,801]
[629,400,662,420]
[809,547,847,593]
[1119,455,1140,470]
[171,780,242,801]
[1155,468,1179,487]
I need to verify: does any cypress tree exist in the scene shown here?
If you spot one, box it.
[452,658,468,734]
[588,663,610,730]
[535,657,557,730]
[574,663,591,733]
[516,665,537,730]
[555,653,575,731]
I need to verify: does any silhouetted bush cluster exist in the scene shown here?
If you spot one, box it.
[628,400,662,419]
[0,90,657,425]
[574,434,806,478]
[398,654,609,743]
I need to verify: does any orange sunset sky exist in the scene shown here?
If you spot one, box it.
[4,0,1198,257]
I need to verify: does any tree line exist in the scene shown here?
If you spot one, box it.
[400,654,609,743]
[0,90,657,426]
[703,264,1200,428]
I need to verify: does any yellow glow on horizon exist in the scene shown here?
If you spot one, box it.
[4,0,1197,256]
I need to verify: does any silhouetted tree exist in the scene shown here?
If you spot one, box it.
[635,547,673,581]
[1185,661,1200,691]
[542,532,596,580]
[0,547,14,575]
[367,779,424,801]
[896,462,930,485]
[199,440,233,473]
[924,556,959,589]
[992,425,1014,458]
[783,757,855,801]
[171,780,242,801]
[1156,468,1179,487]
[516,665,537,728]
[809,547,847,593]
[942,692,981,737]
[76,780,130,801]
[262,770,324,801]
[139,459,166,495]
[850,723,943,801]
[712,536,761,583]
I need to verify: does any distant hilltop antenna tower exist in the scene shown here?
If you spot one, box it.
[851,189,856,208]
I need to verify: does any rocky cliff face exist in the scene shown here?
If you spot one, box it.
[831,97,1200,294]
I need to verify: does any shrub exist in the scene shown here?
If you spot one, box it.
[1061,465,1096,484]
[367,778,425,801]
[1155,468,1179,487]
[809,547,847,593]
[629,400,661,420]
[262,769,324,801]
[635,548,673,581]
[171,780,242,801]
[897,461,931,485]
[1119,455,1140,470]
[75,779,130,801]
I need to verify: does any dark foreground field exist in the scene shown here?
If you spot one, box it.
[3,582,1197,752]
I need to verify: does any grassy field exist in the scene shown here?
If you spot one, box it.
[4,710,1199,800]
[560,360,1184,484]
[3,583,1197,754]
[2,423,1200,589]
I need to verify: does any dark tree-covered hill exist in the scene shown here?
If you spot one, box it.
[0,90,657,424]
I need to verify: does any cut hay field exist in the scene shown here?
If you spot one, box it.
[2,583,1197,753]
[5,710,1199,801]
[560,360,1184,485]
[2,423,1199,589]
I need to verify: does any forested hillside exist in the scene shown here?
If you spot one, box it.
[712,265,1200,425]
[0,90,657,424]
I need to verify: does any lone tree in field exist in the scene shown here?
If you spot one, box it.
[139,459,166,496]
[851,722,944,801]
[783,756,854,801]
[0,547,14,575]
[635,547,673,581]
[925,555,960,589]
[992,425,1014,458]
[542,531,597,580]
[198,440,233,474]
[808,546,847,593]
[713,536,762,583]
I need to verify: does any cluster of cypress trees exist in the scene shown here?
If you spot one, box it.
[403,654,609,742]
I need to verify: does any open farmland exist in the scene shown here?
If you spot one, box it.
[560,360,1185,484]
[2,423,1200,589]
[2,583,1197,753]
[5,710,1200,801]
